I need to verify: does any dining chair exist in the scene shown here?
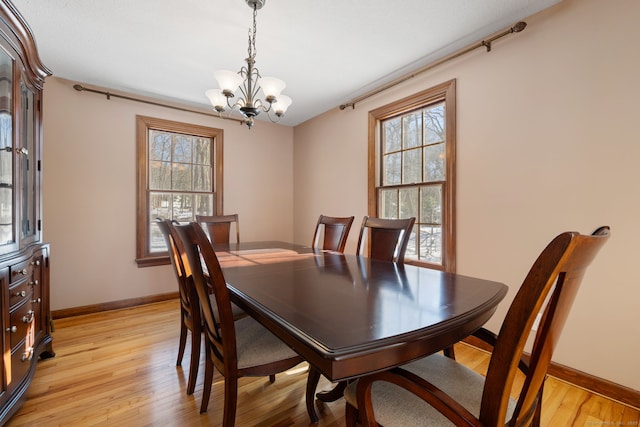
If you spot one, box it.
[196,213,240,244]
[344,226,610,427]
[172,221,305,425]
[356,216,416,263]
[156,218,202,395]
[311,214,355,252]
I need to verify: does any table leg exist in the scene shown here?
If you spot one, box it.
[316,380,348,402]
[306,366,321,423]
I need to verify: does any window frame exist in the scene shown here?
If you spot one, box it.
[135,115,223,267]
[368,79,456,272]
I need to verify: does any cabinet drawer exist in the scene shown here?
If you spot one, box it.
[9,300,35,351]
[8,280,32,311]
[9,260,32,284]
[10,345,32,387]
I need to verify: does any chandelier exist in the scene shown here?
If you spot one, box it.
[205,0,292,129]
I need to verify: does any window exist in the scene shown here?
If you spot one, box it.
[136,116,223,267]
[368,80,456,272]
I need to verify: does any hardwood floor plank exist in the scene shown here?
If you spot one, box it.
[6,300,638,426]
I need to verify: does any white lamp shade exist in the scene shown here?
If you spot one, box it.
[205,89,227,109]
[214,70,243,93]
[272,94,292,114]
[259,76,286,99]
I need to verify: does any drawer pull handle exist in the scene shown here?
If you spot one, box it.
[6,326,17,333]
[33,280,39,286]
[32,298,41,304]
[21,347,34,362]
[22,310,34,324]
[31,260,40,266]
[14,290,26,298]
[12,268,28,276]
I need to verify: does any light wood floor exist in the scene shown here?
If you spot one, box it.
[6,299,639,426]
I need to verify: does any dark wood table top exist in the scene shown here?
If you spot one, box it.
[215,241,508,382]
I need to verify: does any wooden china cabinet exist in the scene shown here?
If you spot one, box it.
[0,1,53,424]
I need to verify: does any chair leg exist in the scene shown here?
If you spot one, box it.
[223,374,239,427]
[345,401,358,426]
[443,344,456,359]
[186,330,201,395]
[306,366,321,423]
[200,350,214,413]
[176,315,187,366]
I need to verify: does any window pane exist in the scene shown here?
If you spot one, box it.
[424,103,445,144]
[402,148,422,184]
[172,164,192,190]
[172,194,193,223]
[402,112,422,149]
[383,118,401,153]
[193,165,211,191]
[383,152,401,185]
[149,192,172,252]
[405,225,418,260]
[149,221,166,253]
[149,160,170,190]
[420,224,442,264]
[424,143,445,182]
[194,138,211,165]
[149,192,171,219]
[421,185,442,224]
[380,188,398,218]
[172,135,193,163]
[194,193,214,216]
[399,187,418,219]
[149,131,171,161]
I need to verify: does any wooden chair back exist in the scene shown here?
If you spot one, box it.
[312,214,355,252]
[156,219,200,329]
[356,216,415,263]
[196,214,240,244]
[173,222,237,374]
[481,227,610,426]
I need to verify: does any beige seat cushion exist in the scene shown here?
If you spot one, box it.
[234,316,299,369]
[344,353,516,427]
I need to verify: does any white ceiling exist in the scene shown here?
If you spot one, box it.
[12,0,561,127]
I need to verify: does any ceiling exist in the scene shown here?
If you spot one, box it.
[12,0,561,127]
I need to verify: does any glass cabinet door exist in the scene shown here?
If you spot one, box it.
[19,79,38,244]
[0,48,13,248]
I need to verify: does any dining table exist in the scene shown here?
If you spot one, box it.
[214,241,508,421]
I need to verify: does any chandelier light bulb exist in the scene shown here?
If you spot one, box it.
[272,95,292,116]
[205,89,228,112]
[214,70,243,96]
[259,76,286,102]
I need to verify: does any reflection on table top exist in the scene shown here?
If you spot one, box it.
[215,241,508,381]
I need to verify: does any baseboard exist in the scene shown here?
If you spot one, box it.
[51,292,179,319]
[463,337,640,410]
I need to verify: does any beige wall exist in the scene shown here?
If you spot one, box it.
[42,77,294,311]
[293,0,640,390]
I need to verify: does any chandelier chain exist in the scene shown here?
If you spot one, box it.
[248,4,258,60]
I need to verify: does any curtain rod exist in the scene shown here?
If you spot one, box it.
[72,84,245,124]
[339,21,527,110]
